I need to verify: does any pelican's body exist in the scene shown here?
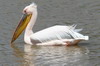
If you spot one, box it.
[11,3,89,45]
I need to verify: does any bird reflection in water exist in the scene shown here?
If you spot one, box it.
[11,44,90,66]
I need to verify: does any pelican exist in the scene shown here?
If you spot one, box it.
[11,2,89,46]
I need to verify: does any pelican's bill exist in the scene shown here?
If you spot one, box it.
[11,14,32,43]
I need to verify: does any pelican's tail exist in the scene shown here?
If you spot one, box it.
[68,24,89,41]
[75,36,89,41]
[84,36,89,40]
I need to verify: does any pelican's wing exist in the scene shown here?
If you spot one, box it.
[30,25,88,43]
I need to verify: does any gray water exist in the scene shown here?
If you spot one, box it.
[0,0,100,66]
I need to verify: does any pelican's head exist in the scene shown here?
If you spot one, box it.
[11,2,37,43]
[23,3,37,15]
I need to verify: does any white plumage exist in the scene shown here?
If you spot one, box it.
[31,25,87,43]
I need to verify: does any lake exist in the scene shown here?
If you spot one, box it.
[0,0,100,66]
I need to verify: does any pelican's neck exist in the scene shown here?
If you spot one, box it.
[24,9,37,44]
[25,10,37,36]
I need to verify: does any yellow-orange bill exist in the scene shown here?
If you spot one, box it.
[11,14,32,43]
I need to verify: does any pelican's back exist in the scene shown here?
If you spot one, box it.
[30,25,88,43]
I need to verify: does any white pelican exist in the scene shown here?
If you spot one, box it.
[11,2,89,46]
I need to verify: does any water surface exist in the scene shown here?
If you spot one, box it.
[0,0,100,66]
